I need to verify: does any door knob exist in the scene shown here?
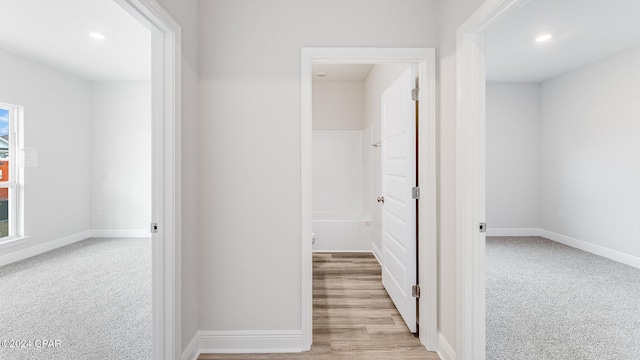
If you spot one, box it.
[377,196,384,204]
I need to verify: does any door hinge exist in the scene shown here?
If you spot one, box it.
[412,186,420,200]
[150,222,159,234]
[411,88,420,101]
[479,222,486,233]
[412,284,421,299]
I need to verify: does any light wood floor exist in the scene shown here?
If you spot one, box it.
[199,252,439,360]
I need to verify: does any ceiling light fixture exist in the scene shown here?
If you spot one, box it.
[535,33,553,43]
[89,32,106,40]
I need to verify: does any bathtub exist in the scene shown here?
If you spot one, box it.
[312,213,372,252]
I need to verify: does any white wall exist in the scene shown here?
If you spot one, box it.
[487,47,640,263]
[198,0,437,335]
[539,46,640,259]
[90,82,151,232]
[0,48,91,251]
[312,82,364,130]
[363,64,411,260]
[486,83,540,230]
[154,0,201,353]
[437,0,488,350]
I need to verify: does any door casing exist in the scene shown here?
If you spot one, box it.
[114,1,181,359]
[455,1,531,359]
[300,47,438,351]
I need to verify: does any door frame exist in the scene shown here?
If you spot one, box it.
[300,47,438,351]
[455,0,530,359]
[114,1,181,359]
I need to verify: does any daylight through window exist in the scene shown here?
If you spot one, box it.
[0,103,22,239]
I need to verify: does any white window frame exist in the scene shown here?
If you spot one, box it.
[0,102,24,243]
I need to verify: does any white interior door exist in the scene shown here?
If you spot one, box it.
[381,66,417,333]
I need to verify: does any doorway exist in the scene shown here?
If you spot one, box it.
[114,1,181,358]
[301,47,438,351]
[0,0,180,358]
[458,1,640,359]
[311,62,417,331]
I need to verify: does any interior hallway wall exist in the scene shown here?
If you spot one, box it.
[198,0,437,335]
[539,46,640,259]
[486,83,540,230]
[437,0,490,350]
[90,82,151,232]
[0,48,91,253]
[155,0,201,353]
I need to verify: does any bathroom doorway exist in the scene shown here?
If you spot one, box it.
[301,48,438,351]
[313,62,421,332]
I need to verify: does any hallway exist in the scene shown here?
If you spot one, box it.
[200,252,438,359]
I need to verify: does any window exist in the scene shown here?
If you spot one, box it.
[0,102,22,240]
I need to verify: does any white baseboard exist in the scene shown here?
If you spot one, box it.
[0,231,90,267]
[371,242,382,265]
[486,228,541,237]
[181,331,201,360]
[437,333,456,360]
[90,229,150,238]
[540,229,640,270]
[198,330,303,354]
[312,250,372,253]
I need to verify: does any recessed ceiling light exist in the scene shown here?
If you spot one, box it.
[316,72,327,78]
[535,33,553,43]
[89,32,106,40]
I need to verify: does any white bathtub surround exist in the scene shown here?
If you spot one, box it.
[312,130,365,217]
[312,217,373,252]
[312,130,372,251]
[311,65,415,253]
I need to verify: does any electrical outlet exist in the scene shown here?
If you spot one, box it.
[96,207,103,216]
[555,210,562,220]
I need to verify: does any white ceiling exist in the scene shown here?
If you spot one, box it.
[485,0,640,83]
[0,0,151,82]
[312,64,374,82]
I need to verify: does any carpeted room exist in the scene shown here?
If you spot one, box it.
[484,0,640,358]
[0,1,153,359]
[0,238,152,360]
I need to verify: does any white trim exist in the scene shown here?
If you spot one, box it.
[90,229,150,238]
[372,242,383,265]
[0,231,89,267]
[0,236,29,250]
[541,230,640,270]
[456,1,530,359]
[312,250,373,253]
[199,330,303,354]
[0,102,25,239]
[486,228,541,237]
[437,333,456,360]
[113,1,181,359]
[179,330,304,360]
[300,48,314,352]
[181,332,200,360]
[418,44,439,352]
[301,47,439,351]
